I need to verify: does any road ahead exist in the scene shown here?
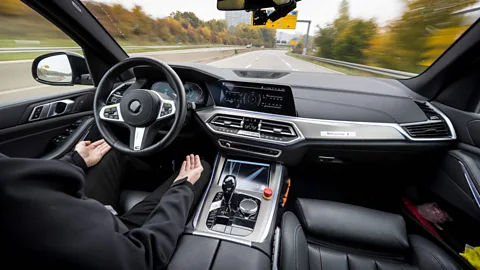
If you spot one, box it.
[209,50,340,73]
[0,49,339,102]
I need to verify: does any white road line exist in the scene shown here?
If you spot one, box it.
[255,57,259,61]
[293,69,298,71]
[207,51,258,65]
[245,64,252,68]
[0,84,49,95]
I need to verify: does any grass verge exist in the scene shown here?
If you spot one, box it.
[0,45,231,62]
[287,53,392,78]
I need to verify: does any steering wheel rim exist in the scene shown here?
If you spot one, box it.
[93,57,187,156]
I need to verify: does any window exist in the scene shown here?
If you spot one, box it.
[0,0,89,102]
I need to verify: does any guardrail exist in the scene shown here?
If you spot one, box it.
[0,44,235,53]
[291,53,418,79]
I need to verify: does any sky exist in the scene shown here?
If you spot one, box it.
[94,0,406,36]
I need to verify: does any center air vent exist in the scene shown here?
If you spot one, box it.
[259,120,296,136]
[208,114,299,143]
[403,122,451,138]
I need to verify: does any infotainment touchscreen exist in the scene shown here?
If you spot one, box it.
[219,159,270,193]
[218,81,296,116]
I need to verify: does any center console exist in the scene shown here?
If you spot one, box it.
[167,154,285,270]
[193,154,284,245]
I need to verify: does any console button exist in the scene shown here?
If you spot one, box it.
[264,188,273,200]
[231,226,252,237]
[212,224,226,233]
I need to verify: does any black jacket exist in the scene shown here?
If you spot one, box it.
[0,152,195,269]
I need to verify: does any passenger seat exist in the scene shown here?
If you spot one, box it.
[280,199,461,270]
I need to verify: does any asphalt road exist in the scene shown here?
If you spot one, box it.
[209,50,340,73]
[0,47,242,102]
[0,49,338,102]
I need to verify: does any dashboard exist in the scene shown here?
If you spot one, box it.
[106,64,456,165]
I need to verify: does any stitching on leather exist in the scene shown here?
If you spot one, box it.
[296,200,309,229]
[294,224,301,270]
[307,237,406,261]
[346,253,350,269]
[280,213,287,269]
[412,245,447,270]
[317,245,323,270]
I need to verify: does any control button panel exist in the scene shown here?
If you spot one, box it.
[219,139,281,157]
[160,103,173,117]
[206,192,261,237]
[50,118,86,147]
[103,107,119,120]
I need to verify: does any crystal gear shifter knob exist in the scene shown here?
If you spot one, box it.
[222,175,237,206]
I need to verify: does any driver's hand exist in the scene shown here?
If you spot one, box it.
[175,154,204,185]
[75,139,112,167]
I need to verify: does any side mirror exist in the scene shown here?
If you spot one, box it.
[32,52,92,86]
[218,0,293,11]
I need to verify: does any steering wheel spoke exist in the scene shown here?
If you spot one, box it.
[128,126,156,151]
[99,104,125,124]
[157,100,177,120]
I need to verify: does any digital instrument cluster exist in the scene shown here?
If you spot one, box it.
[151,81,205,104]
[218,81,296,116]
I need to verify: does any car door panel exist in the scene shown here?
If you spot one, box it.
[430,150,480,223]
[0,89,95,158]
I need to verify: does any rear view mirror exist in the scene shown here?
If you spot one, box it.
[218,0,292,11]
[32,52,92,86]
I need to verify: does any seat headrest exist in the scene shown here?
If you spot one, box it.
[295,199,409,251]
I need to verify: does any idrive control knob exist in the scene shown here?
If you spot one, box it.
[239,198,258,216]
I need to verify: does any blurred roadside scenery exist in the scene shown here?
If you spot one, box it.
[0,0,479,75]
[307,0,479,73]
[0,0,275,60]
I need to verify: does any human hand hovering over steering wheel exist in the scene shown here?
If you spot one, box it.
[75,139,112,167]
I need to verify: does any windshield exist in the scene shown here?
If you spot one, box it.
[81,0,480,79]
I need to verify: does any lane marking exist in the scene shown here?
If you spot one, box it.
[208,51,260,65]
[255,57,259,61]
[245,64,252,68]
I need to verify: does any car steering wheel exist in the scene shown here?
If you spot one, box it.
[93,57,187,156]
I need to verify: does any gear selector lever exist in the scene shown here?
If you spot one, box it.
[222,175,236,210]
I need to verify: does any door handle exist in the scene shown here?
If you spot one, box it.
[29,99,75,121]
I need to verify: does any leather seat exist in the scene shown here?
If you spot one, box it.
[280,199,461,270]
[119,190,150,214]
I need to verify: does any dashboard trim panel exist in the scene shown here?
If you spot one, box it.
[196,103,456,143]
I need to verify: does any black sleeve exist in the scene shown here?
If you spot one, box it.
[60,151,88,172]
[0,155,194,270]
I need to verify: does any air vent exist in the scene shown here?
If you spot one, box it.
[211,115,244,128]
[259,120,296,136]
[403,122,451,138]
[414,101,441,121]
